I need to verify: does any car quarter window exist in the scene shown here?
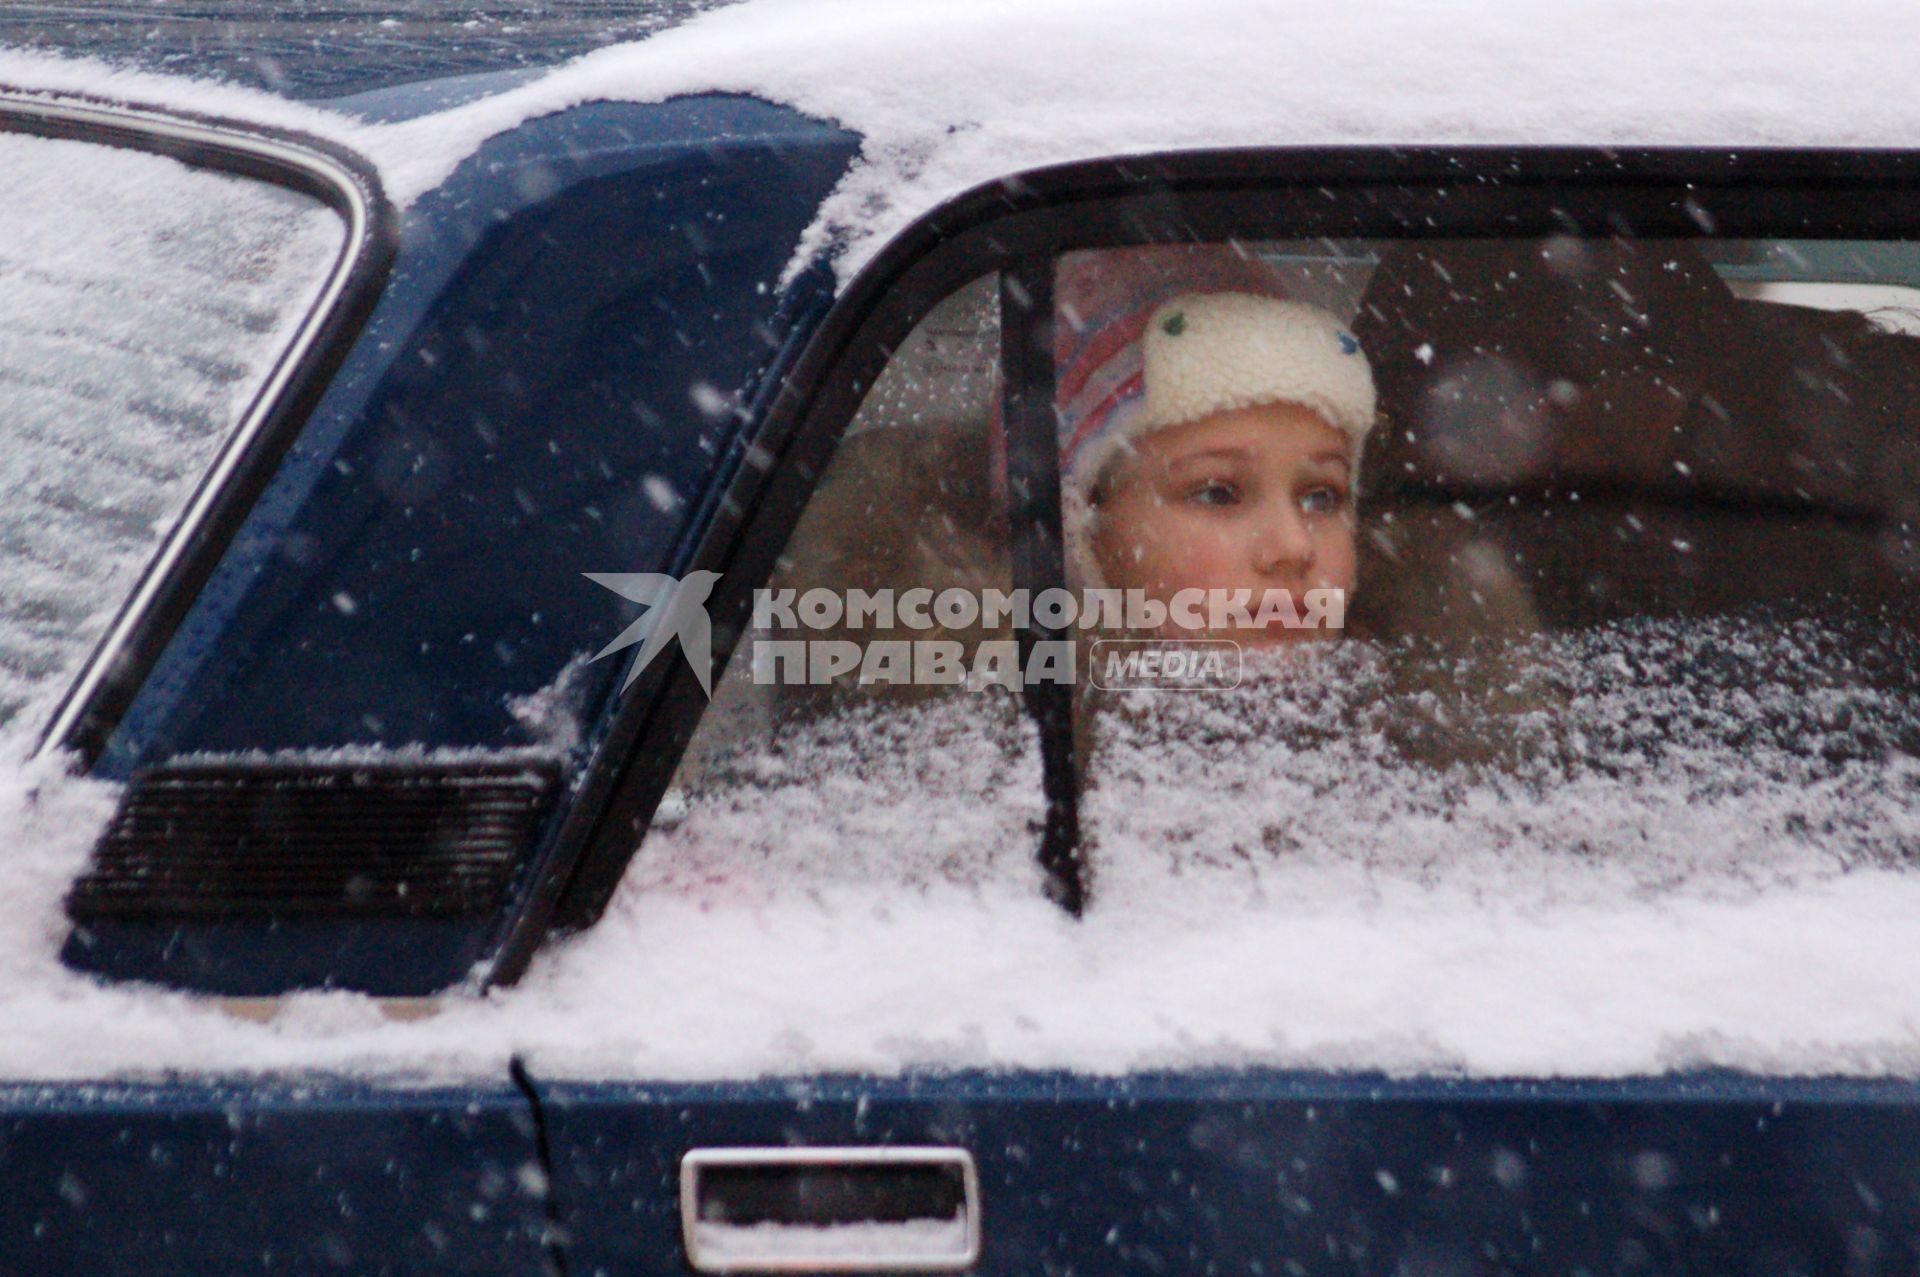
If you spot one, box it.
[623,273,1052,903]
[1058,235,1920,908]
[49,99,854,996]
[0,125,345,737]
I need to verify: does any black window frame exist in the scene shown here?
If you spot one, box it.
[488,145,1920,986]
[0,91,400,763]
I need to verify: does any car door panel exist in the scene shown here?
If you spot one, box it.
[0,1082,552,1276]
[534,1073,1920,1276]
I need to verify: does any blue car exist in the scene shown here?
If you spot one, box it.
[6,3,1920,1273]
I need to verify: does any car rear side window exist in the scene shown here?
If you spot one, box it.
[0,127,344,736]
[1061,236,1920,909]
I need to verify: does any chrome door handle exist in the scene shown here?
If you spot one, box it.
[680,1146,981,1272]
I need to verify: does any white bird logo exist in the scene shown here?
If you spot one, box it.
[584,570,723,697]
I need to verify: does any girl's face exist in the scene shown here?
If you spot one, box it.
[1089,401,1357,644]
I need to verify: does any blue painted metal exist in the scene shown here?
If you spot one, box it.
[0,1082,550,1276]
[535,1070,1920,1275]
[69,94,857,995]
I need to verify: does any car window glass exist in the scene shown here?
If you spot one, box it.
[0,130,343,735]
[1062,237,1920,909]
[626,274,1047,902]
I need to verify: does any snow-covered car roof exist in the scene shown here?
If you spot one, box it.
[11,0,1920,282]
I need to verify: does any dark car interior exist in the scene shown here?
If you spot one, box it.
[1351,235,1920,639]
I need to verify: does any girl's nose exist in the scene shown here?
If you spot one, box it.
[1251,500,1315,575]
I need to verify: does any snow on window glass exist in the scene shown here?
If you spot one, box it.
[1085,611,1920,911]
[0,130,344,731]
[635,694,1042,901]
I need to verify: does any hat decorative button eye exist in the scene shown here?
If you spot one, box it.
[1338,331,1360,355]
[1162,311,1187,336]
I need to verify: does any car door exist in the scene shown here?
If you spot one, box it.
[512,149,1920,1274]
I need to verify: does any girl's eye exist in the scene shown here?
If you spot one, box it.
[1300,485,1346,516]
[1186,480,1240,508]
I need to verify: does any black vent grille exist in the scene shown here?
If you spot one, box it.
[68,760,561,921]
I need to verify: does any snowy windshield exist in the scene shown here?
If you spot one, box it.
[0,130,344,734]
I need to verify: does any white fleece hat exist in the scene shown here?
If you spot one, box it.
[1058,290,1377,582]
[1062,292,1376,500]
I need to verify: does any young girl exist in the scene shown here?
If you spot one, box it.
[1058,289,1378,645]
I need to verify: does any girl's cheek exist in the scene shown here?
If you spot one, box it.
[1323,532,1360,591]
